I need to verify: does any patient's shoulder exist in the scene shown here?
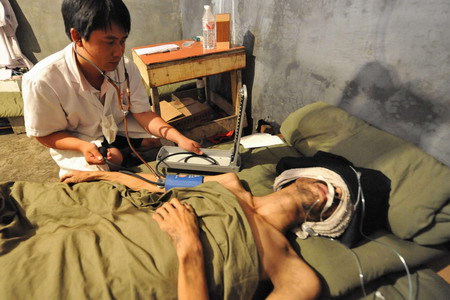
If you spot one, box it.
[204,173,240,187]
[204,173,249,198]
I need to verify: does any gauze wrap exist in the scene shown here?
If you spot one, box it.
[273,167,353,239]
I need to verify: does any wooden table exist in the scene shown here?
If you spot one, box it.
[132,40,246,140]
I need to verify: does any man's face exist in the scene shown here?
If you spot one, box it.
[78,22,128,72]
[293,178,342,221]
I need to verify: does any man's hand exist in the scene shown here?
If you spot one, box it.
[153,198,209,300]
[35,132,107,164]
[176,137,203,155]
[60,170,94,183]
[152,198,200,251]
[81,143,106,165]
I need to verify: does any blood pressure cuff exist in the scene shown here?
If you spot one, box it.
[165,175,204,191]
[276,151,391,248]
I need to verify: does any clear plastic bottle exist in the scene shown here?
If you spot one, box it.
[202,5,216,49]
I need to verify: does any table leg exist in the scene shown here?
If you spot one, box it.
[150,87,161,116]
[230,70,242,115]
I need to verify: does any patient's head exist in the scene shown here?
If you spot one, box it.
[274,167,354,239]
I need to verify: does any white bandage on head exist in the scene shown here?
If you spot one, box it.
[273,167,354,239]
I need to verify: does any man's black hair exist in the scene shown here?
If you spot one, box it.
[62,0,131,41]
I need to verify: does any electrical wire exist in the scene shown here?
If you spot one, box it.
[155,152,218,178]
[340,166,415,300]
[118,170,162,186]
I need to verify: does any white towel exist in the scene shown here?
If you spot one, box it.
[273,167,354,239]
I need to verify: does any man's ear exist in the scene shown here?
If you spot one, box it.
[70,28,82,45]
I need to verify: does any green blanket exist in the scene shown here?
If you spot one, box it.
[0,180,259,300]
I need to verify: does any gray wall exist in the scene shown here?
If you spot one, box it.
[10,0,450,166]
[180,0,450,166]
[11,0,182,61]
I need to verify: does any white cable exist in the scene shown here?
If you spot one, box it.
[348,165,414,300]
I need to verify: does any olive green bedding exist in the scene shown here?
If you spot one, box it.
[0,91,23,118]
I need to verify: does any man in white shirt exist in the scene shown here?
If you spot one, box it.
[22,0,202,177]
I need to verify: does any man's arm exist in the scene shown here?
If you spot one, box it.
[132,111,202,154]
[152,198,209,300]
[61,170,243,193]
[60,170,164,192]
[266,252,321,300]
[251,216,321,300]
[36,132,105,165]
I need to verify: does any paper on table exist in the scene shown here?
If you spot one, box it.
[134,44,180,55]
[240,133,285,149]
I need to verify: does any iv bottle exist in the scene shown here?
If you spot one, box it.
[202,5,216,49]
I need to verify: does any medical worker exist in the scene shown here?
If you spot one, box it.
[22,0,202,177]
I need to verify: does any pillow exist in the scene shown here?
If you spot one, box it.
[288,230,447,297]
[280,101,450,245]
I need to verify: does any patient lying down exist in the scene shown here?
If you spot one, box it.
[60,160,354,300]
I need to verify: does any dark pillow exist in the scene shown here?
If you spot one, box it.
[276,151,391,247]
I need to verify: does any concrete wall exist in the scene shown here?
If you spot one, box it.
[9,0,450,166]
[10,0,182,61]
[180,0,450,166]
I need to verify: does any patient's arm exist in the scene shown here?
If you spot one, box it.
[250,215,321,300]
[152,198,209,300]
[61,170,243,194]
[60,170,164,192]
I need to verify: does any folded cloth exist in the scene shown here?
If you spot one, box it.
[274,167,353,240]
[276,151,391,248]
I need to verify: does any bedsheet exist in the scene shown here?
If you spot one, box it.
[0,80,23,118]
[0,180,259,300]
[0,91,23,118]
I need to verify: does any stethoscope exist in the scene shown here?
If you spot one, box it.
[72,41,164,183]
[72,41,215,188]
[72,42,131,116]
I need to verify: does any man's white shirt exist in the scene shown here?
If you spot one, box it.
[22,43,152,176]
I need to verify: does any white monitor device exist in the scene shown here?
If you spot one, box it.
[156,85,248,173]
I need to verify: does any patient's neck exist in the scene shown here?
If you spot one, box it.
[253,190,302,233]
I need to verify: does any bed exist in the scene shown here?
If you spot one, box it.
[1,101,449,299]
[0,79,26,133]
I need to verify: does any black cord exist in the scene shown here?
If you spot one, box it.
[105,158,137,173]
[155,151,218,177]
[118,170,164,187]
